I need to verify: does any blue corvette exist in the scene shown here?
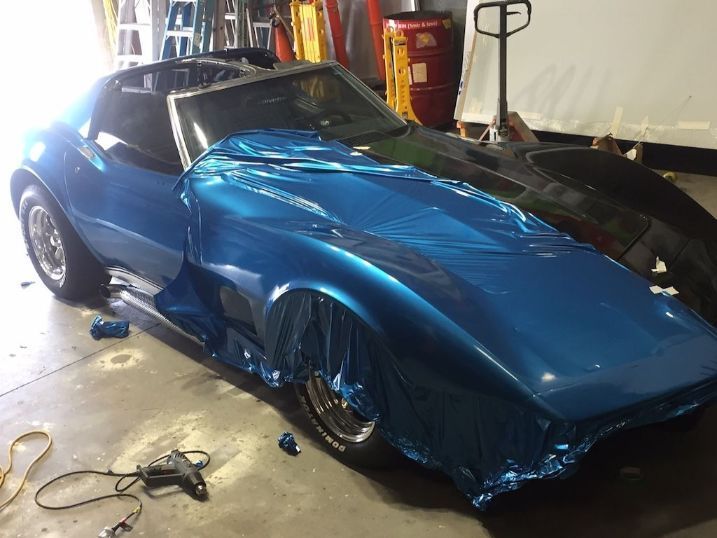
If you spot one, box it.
[11,48,717,508]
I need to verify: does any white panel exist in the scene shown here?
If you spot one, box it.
[456,0,717,150]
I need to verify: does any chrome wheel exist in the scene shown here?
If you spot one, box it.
[28,206,66,282]
[305,373,375,443]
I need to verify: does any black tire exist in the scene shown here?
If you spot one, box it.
[294,371,396,467]
[20,184,107,301]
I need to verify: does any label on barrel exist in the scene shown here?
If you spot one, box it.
[416,32,437,48]
[389,18,451,31]
[412,63,428,84]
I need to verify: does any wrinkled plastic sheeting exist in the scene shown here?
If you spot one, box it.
[89,315,129,340]
[266,292,717,508]
[278,432,301,455]
[154,130,717,508]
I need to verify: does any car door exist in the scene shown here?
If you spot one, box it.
[64,70,189,287]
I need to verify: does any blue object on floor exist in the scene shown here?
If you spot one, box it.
[278,432,301,456]
[90,315,130,340]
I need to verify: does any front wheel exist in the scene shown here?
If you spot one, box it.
[295,372,396,467]
[20,185,107,301]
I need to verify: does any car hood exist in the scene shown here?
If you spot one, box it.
[181,130,717,420]
[342,124,651,262]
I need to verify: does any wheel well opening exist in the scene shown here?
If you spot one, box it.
[10,169,40,215]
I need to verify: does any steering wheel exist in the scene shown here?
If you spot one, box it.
[307,109,353,130]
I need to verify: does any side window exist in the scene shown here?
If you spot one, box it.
[95,71,183,175]
[154,65,246,92]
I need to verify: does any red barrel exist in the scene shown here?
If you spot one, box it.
[384,11,454,127]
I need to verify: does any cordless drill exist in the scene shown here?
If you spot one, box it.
[137,450,207,497]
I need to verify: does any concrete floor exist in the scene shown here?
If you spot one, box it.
[2,174,717,537]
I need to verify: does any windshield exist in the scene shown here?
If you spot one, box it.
[172,65,405,164]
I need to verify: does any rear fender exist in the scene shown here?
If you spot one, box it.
[10,127,74,218]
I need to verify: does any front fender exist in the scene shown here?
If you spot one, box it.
[256,227,537,407]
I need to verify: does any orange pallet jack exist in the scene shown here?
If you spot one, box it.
[366,0,385,80]
[271,8,294,62]
[324,0,349,68]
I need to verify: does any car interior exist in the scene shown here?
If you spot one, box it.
[94,65,249,176]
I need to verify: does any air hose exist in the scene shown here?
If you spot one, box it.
[0,430,53,511]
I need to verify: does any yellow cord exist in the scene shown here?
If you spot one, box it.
[103,0,119,55]
[0,431,52,512]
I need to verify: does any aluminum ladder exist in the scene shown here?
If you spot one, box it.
[224,0,249,48]
[115,0,167,69]
[161,0,217,60]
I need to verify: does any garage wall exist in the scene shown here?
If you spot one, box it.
[421,0,466,34]
[456,0,717,150]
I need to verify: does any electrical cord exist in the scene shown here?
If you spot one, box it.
[34,450,211,533]
[0,430,53,512]
[36,468,144,535]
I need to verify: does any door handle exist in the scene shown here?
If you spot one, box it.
[78,146,96,160]
[75,145,97,175]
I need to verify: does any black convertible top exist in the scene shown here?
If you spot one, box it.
[110,47,280,84]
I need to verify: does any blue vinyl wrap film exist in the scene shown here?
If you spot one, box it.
[155,130,717,508]
[89,315,130,340]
